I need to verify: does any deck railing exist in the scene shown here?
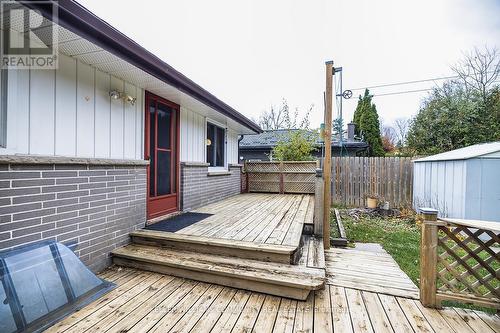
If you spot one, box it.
[419,208,500,310]
[244,161,318,194]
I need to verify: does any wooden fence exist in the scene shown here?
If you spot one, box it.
[420,209,500,310]
[329,157,414,208]
[244,161,317,194]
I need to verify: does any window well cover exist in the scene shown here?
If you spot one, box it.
[0,240,115,333]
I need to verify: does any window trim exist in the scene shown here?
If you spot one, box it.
[205,119,227,171]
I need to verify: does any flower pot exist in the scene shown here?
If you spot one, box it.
[367,197,378,209]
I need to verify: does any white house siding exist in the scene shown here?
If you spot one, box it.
[180,106,205,163]
[3,53,144,160]
[180,106,239,165]
[226,130,239,164]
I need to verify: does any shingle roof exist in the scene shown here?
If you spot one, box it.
[239,129,368,148]
[414,142,500,162]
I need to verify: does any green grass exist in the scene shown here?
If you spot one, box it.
[330,210,497,313]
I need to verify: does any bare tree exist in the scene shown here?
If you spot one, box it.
[393,118,410,146]
[288,104,313,130]
[258,99,313,130]
[452,46,500,101]
[382,125,397,147]
[258,100,288,130]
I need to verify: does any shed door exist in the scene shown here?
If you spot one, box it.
[145,92,179,219]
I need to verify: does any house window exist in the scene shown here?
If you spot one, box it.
[0,69,6,148]
[207,122,225,167]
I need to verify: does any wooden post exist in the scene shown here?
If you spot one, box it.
[419,207,440,308]
[279,161,284,194]
[244,160,249,193]
[314,168,324,236]
[323,61,334,249]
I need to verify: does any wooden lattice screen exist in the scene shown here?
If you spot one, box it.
[436,222,499,307]
[420,214,500,309]
[245,161,317,194]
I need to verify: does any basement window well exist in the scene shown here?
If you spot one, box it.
[0,241,115,333]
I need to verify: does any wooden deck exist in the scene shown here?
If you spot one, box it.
[177,193,314,248]
[61,194,498,332]
[47,250,500,333]
[111,193,321,300]
[325,247,420,299]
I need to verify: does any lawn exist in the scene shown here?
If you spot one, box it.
[330,209,498,313]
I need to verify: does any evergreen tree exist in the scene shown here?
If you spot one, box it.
[352,89,369,136]
[352,89,385,156]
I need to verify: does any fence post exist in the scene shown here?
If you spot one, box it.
[314,168,324,236]
[279,161,284,194]
[419,207,440,308]
[244,160,249,193]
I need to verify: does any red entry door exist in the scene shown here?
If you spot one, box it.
[145,92,179,219]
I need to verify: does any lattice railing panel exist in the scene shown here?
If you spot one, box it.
[247,173,280,193]
[245,162,280,173]
[282,161,317,173]
[283,173,315,194]
[436,224,500,303]
[245,161,316,194]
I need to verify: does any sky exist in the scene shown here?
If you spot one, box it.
[78,0,500,129]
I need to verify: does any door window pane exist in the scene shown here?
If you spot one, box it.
[149,100,156,196]
[207,123,215,166]
[171,112,177,193]
[157,151,171,195]
[157,103,172,149]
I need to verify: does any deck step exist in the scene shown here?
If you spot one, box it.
[130,229,297,263]
[112,244,325,300]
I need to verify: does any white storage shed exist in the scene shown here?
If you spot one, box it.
[413,142,500,221]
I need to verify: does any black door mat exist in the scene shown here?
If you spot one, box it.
[144,212,213,232]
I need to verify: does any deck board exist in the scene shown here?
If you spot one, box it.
[325,247,420,299]
[174,193,310,249]
[46,210,499,333]
[46,267,500,333]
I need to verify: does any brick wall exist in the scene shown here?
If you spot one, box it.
[180,163,242,211]
[0,159,147,272]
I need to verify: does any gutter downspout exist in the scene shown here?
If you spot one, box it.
[238,135,244,163]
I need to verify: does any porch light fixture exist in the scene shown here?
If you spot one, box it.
[109,90,137,106]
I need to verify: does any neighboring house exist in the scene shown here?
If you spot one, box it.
[0,1,261,271]
[239,123,369,161]
[413,142,500,223]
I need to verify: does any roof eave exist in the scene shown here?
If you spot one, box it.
[23,0,262,134]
